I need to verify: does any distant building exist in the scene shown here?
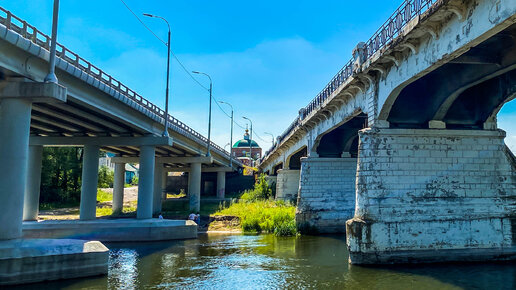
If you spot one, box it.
[232,128,262,167]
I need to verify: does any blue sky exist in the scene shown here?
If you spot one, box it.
[2,0,515,151]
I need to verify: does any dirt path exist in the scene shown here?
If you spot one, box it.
[39,187,139,220]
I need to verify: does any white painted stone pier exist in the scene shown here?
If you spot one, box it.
[346,128,516,264]
[296,157,357,233]
[275,169,300,202]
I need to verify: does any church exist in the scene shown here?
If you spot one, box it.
[231,128,262,167]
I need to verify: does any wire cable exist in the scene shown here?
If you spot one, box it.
[119,0,249,132]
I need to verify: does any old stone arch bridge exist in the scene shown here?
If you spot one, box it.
[259,0,516,264]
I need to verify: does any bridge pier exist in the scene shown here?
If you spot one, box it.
[296,157,357,233]
[189,162,202,212]
[137,145,155,219]
[0,98,33,239]
[347,128,516,264]
[112,161,125,214]
[0,82,108,285]
[275,169,300,202]
[23,145,43,221]
[153,163,164,215]
[80,145,100,220]
[216,171,226,199]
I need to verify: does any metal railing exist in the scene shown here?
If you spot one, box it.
[270,0,440,159]
[0,7,239,165]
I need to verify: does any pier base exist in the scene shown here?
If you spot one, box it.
[0,238,108,286]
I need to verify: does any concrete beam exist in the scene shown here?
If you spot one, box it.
[111,156,212,164]
[157,156,213,164]
[164,166,234,173]
[29,136,173,147]
[0,81,67,103]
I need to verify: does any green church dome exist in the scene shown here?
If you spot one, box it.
[233,139,260,148]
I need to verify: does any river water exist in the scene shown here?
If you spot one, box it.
[20,234,516,289]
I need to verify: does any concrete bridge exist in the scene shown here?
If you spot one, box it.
[260,0,516,264]
[0,6,241,285]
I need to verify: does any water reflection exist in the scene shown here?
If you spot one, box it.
[11,234,516,289]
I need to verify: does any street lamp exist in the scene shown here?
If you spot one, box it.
[192,71,213,156]
[242,116,253,166]
[219,101,234,167]
[143,13,171,137]
[264,132,275,147]
[44,0,59,83]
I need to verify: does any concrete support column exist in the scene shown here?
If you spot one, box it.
[296,157,357,234]
[137,145,155,219]
[80,145,100,220]
[162,171,168,200]
[153,163,163,215]
[23,145,44,221]
[112,162,125,214]
[275,169,300,202]
[347,128,516,264]
[188,162,202,212]
[216,171,226,199]
[0,98,32,240]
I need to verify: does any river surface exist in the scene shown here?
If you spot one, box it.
[17,234,516,289]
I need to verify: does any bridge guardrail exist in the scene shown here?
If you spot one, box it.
[0,7,240,166]
[266,0,440,163]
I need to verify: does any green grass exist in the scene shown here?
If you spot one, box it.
[214,199,297,236]
[97,189,112,202]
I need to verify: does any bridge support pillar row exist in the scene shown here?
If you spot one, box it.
[296,157,357,234]
[80,145,100,220]
[112,162,125,214]
[189,162,202,212]
[137,145,155,219]
[23,145,43,221]
[216,171,226,199]
[275,169,300,202]
[153,163,163,215]
[346,128,516,264]
[0,98,32,240]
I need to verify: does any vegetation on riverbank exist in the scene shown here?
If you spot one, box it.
[212,174,298,236]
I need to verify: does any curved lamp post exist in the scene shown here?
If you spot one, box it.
[192,71,213,156]
[143,13,171,137]
[264,132,275,147]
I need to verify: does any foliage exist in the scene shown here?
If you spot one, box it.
[214,199,297,236]
[240,174,273,201]
[98,166,114,188]
[97,189,112,202]
[131,175,139,185]
[40,147,83,204]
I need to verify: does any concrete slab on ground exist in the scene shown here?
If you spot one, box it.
[0,238,108,285]
[22,218,197,242]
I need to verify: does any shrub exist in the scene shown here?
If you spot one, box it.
[214,199,297,236]
[240,174,273,202]
[98,166,114,188]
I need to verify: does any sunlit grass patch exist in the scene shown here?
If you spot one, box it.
[214,199,297,236]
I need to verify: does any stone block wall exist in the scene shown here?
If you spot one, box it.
[275,169,300,202]
[347,128,516,264]
[296,157,357,233]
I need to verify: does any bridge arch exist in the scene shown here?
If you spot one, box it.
[379,23,516,129]
[313,112,367,158]
[272,162,283,176]
[285,146,307,170]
